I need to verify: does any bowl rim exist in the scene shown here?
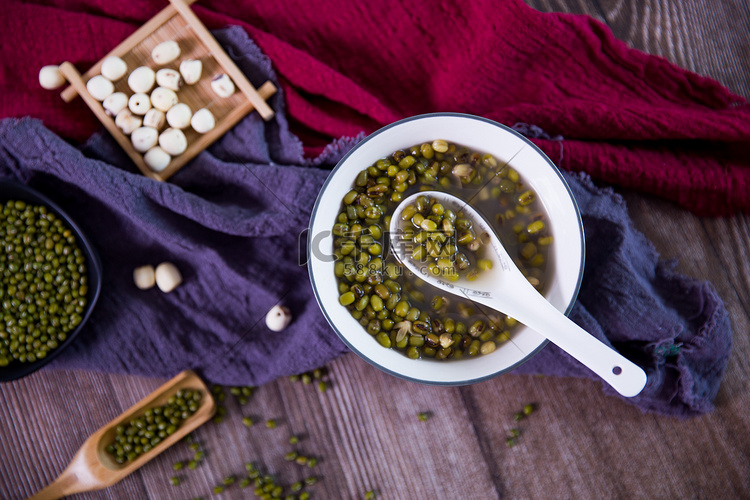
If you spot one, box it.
[308,112,585,385]
[0,179,103,382]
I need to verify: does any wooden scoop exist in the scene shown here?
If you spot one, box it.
[29,370,216,500]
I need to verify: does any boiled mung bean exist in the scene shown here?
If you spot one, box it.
[395,197,492,281]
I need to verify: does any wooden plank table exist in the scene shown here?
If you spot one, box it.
[2,1,749,498]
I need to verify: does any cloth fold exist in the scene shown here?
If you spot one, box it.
[0,27,732,418]
[1,0,749,214]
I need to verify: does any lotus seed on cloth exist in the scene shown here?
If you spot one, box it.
[38,65,65,90]
[266,305,292,332]
[155,262,182,293]
[133,265,155,290]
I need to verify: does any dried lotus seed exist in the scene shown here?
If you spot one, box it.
[166,103,192,129]
[115,109,142,135]
[86,75,114,101]
[101,56,127,81]
[143,146,171,172]
[151,40,180,64]
[432,139,449,153]
[210,74,235,98]
[133,265,156,290]
[128,93,152,115]
[159,128,187,156]
[128,66,155,94]
[179,59,202,85]
[190,108,215,134]
[152,41,180,65]
[38,65,66,90]
[155,68,182,91]
[102,92,128,117]
[155,262,182,293]
[265,305,292,332]
[131,126,159,153]
[151,87,178,112]
[143,108,166,130]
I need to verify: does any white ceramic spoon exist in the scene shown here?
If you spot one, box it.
[389,191,647,398]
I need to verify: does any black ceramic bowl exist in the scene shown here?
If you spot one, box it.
[0,180,102,381]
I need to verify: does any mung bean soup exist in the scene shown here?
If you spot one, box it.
[332,140,553,360]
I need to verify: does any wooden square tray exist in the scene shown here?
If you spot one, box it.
[58,0,276,181]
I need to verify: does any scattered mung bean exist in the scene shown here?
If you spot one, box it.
[506,402,537,448]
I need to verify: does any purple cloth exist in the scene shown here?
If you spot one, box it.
[0,27,731,417]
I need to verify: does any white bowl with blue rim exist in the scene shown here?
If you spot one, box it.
[308,113,584,385]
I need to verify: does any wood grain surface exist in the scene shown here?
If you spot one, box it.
[2,1,749,499]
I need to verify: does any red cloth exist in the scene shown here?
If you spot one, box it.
[2,0,748,215]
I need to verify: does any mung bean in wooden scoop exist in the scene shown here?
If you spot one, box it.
[390,191,648,398]
[29,370,216,499]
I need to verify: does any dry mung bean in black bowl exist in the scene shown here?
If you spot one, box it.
[331,140,553,361]
[0,180,102,381]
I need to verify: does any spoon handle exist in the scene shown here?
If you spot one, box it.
[478,286,647,398]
